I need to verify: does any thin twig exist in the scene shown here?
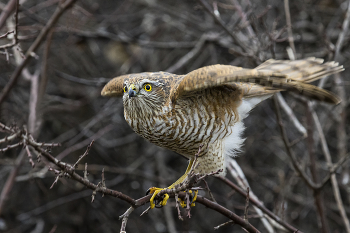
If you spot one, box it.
[273,96,318,189]
[73,140,94,168]
[49,172,61,189]
[175,191,183,221]
[0,129,20,143]
[25,145,35,168]
[305,103,329,233]
[276,93,306,136]
[0,141,23,152]
[335,0,350,61]
[84,163,88,180]
[202,179,217,203]
[284,0,296,58]
[0,30,14,39]
[166,34,213,73]
[244,187,250,221]
[140,207,151,216]
[101,168,106,197]
[214,220,234,230]
[119,206,134,233]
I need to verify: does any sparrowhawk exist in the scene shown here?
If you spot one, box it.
[101,58,342,208]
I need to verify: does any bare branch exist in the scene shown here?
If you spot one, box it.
[73,140,94,168]
[284,0,296,58]
[273,95,318,189]
[119,206,134,233]
[276,93,307,136]
[244,187,250,221]
[305,103,329,233]
[166,34,216,73]
[0,30,14,39]
[335,0,350,61]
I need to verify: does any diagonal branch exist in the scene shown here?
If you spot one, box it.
[273,96,318,189]
[218,176,303,233]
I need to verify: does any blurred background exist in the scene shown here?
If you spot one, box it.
[0,0,349,232]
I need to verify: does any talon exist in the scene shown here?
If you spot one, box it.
[146,187,157,195]
[161,193,169,206]
[148,187,169,209]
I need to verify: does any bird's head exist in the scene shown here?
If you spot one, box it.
[101,73,169,117]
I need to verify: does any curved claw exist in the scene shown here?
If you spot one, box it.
[148,187,169,209]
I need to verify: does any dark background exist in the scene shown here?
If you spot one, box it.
[0,0,349,232]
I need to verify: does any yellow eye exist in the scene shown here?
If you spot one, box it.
[144,84,152,92]
[123,86,127,93]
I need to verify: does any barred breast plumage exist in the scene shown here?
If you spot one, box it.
[124,85,244,175]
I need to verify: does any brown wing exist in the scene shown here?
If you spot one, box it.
[169,58,343,104]
[101,74,129,97]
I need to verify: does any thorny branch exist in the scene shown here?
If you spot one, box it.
[0,121,261,233]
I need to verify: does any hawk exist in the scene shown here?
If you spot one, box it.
[101,58,342,208]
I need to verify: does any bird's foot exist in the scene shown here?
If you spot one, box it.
[147,187,169,209]
[179,190,198,208]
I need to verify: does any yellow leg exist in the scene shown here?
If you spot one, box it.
[169,158,194,188]
[148,158,195,209]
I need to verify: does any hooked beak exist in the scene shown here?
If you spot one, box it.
[128,84,137,98]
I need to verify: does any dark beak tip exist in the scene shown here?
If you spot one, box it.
[128,89,136,98]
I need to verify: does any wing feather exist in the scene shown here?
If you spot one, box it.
[101,75,129,97]
[170,58,343,104]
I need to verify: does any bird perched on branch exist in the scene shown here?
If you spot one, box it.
[101,57,342,209]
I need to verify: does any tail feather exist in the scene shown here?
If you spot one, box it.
[256,57,344,83]
[235,58,343,104]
